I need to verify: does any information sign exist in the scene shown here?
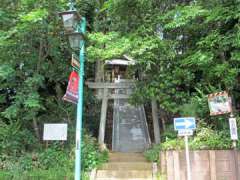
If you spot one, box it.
[229,118,238,140]
[208,91,232,116]
[178,129,193,137]
[43,123,68,141]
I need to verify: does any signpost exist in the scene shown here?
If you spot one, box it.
[229,117,238,141]
[207,91,238,149]
[174,117,196,180]
[229,115,239,180]
[174,117,196,131]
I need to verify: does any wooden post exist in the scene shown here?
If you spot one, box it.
[152,162,158,180]
[160,151,167,175]
[151,100,161,144]
[173,151,181,180]
[33,118,40,140]
[98,88,108,145]
[209,150,217,180]
[233,149,239,180]
[166,151,174,180]
[45,141,49,149]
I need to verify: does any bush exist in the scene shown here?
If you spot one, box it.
[37,144,73,170]
[82,134,108,171]
[0,122,38,156]
[0,133,108,179]
[190,127,232,150]
[144,144,161,162]
[144,121,233,162]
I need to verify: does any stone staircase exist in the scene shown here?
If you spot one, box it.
[95,152,153,180]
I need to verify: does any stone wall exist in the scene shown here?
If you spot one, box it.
[160,150,240,180]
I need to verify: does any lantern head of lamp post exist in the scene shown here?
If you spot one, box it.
[68,32,84,50]
[59,10,81,32]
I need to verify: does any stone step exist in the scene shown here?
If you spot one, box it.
[96,170,152,179]
[109,153,147,162]
[99,162,152,170]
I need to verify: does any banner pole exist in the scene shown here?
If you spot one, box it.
[74,17,86,180]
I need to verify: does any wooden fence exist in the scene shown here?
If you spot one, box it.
[160,150,240,180]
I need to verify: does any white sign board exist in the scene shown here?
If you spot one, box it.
[229,118,238,140]
[178,129,193,137]
[43,123,68,141]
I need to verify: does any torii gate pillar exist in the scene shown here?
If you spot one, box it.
[98,88,108,145]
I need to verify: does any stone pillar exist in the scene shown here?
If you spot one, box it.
[98,88,108,145]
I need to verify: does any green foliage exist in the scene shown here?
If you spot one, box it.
[0,122,38,156]
[190,127,232,150]
[24,92,43,109]
[1,153,71,179]
[105,0,240,118]
[1,0,240,175]
[161,123,232,151]
[144,121,234,162]
[161,139,185,151]
[0,0,73,126]
[178,88,209,117]
[144,144,161,162]
[88,32,132,61]
[82,134,108,171]
[161,124,177,141]
[20,9,48,23]
[0,65,15,80]
[37,145,73,170]
[0,169,75,180]
[0,134,108,179]
[163,5,207,29]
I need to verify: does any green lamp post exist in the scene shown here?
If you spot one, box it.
[59,1,86,179]
[59,10,80,32]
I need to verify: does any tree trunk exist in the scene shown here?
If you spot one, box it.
[151,100,161,144]
[32,38,44,140]
[159,107,167,132]
[33,117,40,140]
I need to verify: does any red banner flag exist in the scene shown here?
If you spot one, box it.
[63,71,79,104]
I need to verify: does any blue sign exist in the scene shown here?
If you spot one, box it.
[174,117,196,131]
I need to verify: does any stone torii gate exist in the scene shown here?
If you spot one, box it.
[86,58,161,151]
[86,81,134,145]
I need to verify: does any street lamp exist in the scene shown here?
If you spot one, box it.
[59,10,81,32]
[59,1,87,180]
[68,32,84,50]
